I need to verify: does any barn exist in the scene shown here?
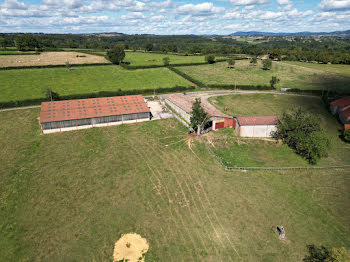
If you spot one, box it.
[164,93,235,131]
[329,96,350,115]
[234,116,279,138]
[40,95,150,134]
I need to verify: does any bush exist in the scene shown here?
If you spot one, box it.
[262,59,272,70]
[344,129,350,142]
[205,54,216,64]
[273,108,331,164]
[163,57,170,66]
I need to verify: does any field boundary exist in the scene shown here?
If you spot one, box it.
[0,86,195,109]
[204,140,350,170]
[0,62,112,70]
[120,59,227,70]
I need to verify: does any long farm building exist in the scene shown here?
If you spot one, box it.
[40,95,150,134]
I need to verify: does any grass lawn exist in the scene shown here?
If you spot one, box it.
[208,93,350,167]
[0,66,193,102]
[0,109,349,261]
[176,60,350,93]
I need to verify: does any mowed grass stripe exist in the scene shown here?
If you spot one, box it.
[171,145,241,259]
[0,66,193,102]
[135,140,208,261]
[140,129,238,260]
[142,139,225,260]
[137,126,232,258]
[125,129,198,261]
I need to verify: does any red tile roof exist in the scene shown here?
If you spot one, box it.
[235,116,279,126]
[40,95,150,123]
[330,96,350,109]
[345,122,350,130]
[164,93,231,118]
[341,107,350,118]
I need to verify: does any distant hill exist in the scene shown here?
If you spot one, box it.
[228,30,350,37]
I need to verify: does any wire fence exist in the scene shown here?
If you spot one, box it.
[204,141,350,171]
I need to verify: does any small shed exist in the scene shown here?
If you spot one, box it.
[234,116,279,137]
[339,107,350,124]
[329,96,350,115]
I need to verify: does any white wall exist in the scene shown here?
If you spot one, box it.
[239,125,277,138]
[165,99,191,124]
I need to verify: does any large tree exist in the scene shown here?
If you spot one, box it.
[190,98,208,131]
[273,108,330,164]
[107,44,126,65]
[15,34,40,51]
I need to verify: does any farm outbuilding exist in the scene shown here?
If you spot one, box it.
[40,95,150,134]
[234,116,279,138]
[164,93,235,131]
[329,96,350,129]
[339,107,350,125]
[329,96,350,115]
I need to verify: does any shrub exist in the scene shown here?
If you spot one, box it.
[344,129,350,142]
[163,57,170,66]
[262,59,272,70]
[205,54,216,64]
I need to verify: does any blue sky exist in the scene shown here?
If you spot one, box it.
[0,0,350,34]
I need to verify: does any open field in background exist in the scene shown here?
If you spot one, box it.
[282,61,350,78]
[86,51,226,66]
[0,66,193,102]
[0,52,110,67]
[176,60,350,93]
[124,52,227,66]
[208,93,350,167]
[0,108,349,261]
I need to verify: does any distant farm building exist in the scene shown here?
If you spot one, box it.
[164,93,235,131]
[329,96,350,115]
[234,116,279,138]
[40,95,150,134]
[329,96,350,129]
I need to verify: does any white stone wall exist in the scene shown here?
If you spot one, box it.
[238,125,277,138]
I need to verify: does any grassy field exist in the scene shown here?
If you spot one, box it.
[176,60,350,93]
[87,51,225,66]
[0,52,109,67]
[208,93,350,167]
[0,109,349,261]
[0,66,193,102]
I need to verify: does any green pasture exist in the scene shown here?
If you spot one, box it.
[0,66,193,102]
[176,60,350,93]
[208,93,350,167]
[0,109,349,261]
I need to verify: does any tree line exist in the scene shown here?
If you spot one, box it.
[1,33,350,64]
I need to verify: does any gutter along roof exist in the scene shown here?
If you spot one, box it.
[40,95,150,123]
[235,116,280,126]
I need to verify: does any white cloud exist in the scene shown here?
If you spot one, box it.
[319,0,350,11]
[1,0,26,10]
[230,0,269,5]
[277,0,292,4]
[176,2,224,16]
